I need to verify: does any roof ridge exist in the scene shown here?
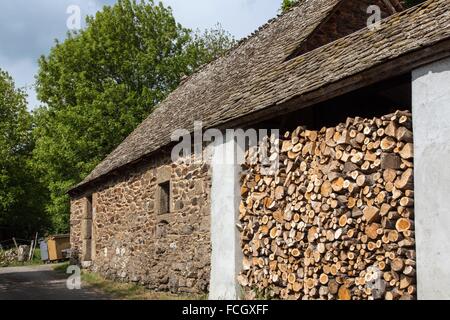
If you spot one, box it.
[286,0,419,63]
[180,0,320,86]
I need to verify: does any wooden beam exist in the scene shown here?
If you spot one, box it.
[382,0,397,14]
[225,38,450,131]
[390,0,405,11]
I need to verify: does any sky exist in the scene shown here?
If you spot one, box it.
[0,0,280,110]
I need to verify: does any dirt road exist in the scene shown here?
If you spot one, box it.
[0,264,110,300]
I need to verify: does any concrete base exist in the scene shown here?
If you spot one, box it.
[412,56,450,300]
[209,136,242,300]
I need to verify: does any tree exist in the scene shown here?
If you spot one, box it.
[280,0,298,13]
[0,69,48,238]
[33,0,234,232]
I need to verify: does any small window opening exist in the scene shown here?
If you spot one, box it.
[83,194,93,261]
[158,181,170,214]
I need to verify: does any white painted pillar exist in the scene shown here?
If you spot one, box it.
[209,134,242,300]
[412,56,450,300]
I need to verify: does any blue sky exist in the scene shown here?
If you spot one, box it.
[0,0,280,110]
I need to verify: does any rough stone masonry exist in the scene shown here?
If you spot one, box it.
[70,153,212,294]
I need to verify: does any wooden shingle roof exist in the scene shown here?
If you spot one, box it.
[71,0,450,193]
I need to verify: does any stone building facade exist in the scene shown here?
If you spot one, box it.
[69,0,450,299]
[70,154,212,294]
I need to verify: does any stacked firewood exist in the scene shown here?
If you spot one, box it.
[238,110,415,300]
[0,249,17,267]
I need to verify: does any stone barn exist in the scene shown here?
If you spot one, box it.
[69,0,450,300]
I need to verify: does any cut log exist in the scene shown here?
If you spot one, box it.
[385,289,401,300]
[274,186,285,200]
[403,265,416,277]
[320,180,332,197]
[331,177,345,192]
[395,168,413,190]
[399,197,414,208]
[317,243,326,254]
[380,203,391,216]
[387,230,399,242]
[399,143,413,160]
[363,206,380,224]
[319,273,329,285]
[399,275,413,290]
[292,282,302,292]
[356,175,367,187]
[385,121,397,137]
[338,286,351,300]
[270,227,279,239]
[281,140,293,153]
[287,273,296,284]
[328,279,339,295]
[391,258,404,272]
[381,137,396,152]
[292,143,303,153]
[396,218,411,232]
[339,214,348,227]
[365,223,381,240]
[381,153,401,170]
[291,248,301,257]
[396,127,413,143]
[308,226,318,243]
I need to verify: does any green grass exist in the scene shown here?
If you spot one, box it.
[53,261,70,272]
[80,271,207,300]
[31,248,41,263]
[51,261,207,300]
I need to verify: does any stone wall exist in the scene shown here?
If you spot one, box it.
[69,197,85,260]
[70,153,212,294]
[293,0,391,57]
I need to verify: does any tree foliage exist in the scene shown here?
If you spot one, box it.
[33,0,234,232]
[0,69,48,238]
[280,0,298,13]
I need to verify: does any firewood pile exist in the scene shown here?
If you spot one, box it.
[238,110,415,300]
[0,249,17,267]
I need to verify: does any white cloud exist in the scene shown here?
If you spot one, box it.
[162,0,279,38]
[0,0,279,110]
[0,0,106,109]
[0,54,38,109]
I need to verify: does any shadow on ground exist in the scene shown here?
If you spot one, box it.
[0,265,110,300]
